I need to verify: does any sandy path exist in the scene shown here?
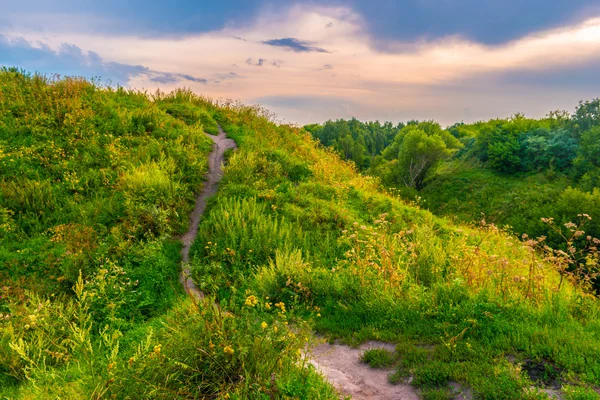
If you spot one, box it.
[180,125,237,300]
[309,341,420,400]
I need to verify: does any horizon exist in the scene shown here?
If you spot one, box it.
[2,1,600,126]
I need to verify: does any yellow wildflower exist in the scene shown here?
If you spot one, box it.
[261,321,268,329]
[223,345,235,355]
[245,295,258,307]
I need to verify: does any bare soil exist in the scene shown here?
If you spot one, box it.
[308,341,420,400]
[180,126,236,299]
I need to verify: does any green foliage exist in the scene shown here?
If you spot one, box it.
[572,98,600,134]
[360,348,395,368]
[308,118,400,169]
[158,95,219,135]
[488,135,522,173]
[563,385,600,400]
[396,127,452,189]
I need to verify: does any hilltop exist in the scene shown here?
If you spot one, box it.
[1,69,599,399]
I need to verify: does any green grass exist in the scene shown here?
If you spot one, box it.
[360,348,396,368]
[420,160,600,245]
[1,69,600,399]
[0,70,335,399]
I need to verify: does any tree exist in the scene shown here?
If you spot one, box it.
[487,137,522,173]
[572,99,600,134]
[574,126,600,190]
[396,129,450,189]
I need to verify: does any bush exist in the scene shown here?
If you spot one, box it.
[360,348,396,368]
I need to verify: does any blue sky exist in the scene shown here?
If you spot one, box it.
[2,1,600,125]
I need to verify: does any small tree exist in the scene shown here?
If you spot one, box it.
[396,129,449,189]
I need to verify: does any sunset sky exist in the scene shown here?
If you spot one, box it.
[2,1,600,126]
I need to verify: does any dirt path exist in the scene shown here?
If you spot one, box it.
[309,341,420,400]
[180,125,236,300]
[177,126,417,399]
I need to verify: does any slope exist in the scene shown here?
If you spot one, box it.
[0,71,599,399]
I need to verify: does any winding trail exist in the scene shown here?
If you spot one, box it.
[178,125,419,399]
[180,125,237,300]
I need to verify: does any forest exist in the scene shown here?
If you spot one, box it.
[1,69,600,399]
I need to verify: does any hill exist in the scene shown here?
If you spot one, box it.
[1,69,599,399]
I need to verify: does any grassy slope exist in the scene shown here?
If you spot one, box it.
[419,160,600,270]
[190,104,600,399]
[1,72,599,399]
[420,160,570,234]
[0,72,334,399]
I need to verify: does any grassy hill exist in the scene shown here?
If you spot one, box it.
[1,70,599,399]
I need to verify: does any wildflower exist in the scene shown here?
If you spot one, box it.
[564,222,577,230]
[209,342,215,349]
[273,326,278,333]
[223,345,235,355]
[265,302,271,310]
[261,321,268,329]
[245,295,258,307]
[153,344,162,355]
[317,313,321,317]
[274,302,286,312]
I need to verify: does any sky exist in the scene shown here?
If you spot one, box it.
[1,1,600,126]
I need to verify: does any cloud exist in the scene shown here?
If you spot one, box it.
[4,4,600,126]
[261,38,330,53]
[216,72,240,80]
[0,34,206,85]
[149,73,207,84]
[245,57,270,67]
[5,1,600,46]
